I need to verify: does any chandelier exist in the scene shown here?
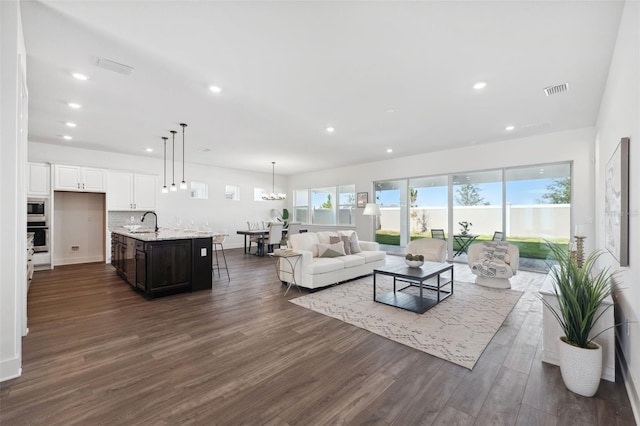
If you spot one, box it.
[262,161,286,200]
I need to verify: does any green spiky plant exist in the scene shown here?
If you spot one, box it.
[540,242,617,349]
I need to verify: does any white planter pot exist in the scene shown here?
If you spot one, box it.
[558,336,603,397]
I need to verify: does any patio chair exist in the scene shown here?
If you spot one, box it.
[430,229,446,240]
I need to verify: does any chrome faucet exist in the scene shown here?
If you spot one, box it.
[141,211,158,232]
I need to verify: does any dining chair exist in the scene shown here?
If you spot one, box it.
[247,221,262,254]
[431,229,446,240]
[212,234,230,281]
[492,231,505,241]
[260,222,283,254]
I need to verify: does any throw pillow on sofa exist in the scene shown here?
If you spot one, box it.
[346,232,362,254]
[317,242,346,258]
[329,235,352,255]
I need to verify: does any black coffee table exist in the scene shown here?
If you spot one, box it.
[373,261,454,314]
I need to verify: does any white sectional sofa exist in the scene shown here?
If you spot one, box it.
[281,230,386,290]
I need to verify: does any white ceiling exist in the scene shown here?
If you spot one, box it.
[21,1,624,176]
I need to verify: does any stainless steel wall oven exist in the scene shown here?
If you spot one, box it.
[27,198,49,252]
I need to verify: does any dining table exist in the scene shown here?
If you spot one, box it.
[236,229,269,256]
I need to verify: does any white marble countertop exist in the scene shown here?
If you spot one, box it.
[110,228,219,242]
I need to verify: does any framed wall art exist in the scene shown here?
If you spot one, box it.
[356,192,368,208]
[604,137,630,266]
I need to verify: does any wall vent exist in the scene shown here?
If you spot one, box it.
[96,58,134,76]
[543,83,569,96]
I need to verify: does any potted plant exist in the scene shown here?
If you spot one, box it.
[540,242,617,397]
[458,221,472,235]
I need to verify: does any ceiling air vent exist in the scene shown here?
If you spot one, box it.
[543,83,569,96]
[96,58,134,76]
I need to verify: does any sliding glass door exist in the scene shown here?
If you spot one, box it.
[505,163,571,266]
[409,176,448,241]
[452,170,503,240]
[373,161,571,271]
[374,180,407,250]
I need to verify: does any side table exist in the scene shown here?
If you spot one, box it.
[268,252,302,296]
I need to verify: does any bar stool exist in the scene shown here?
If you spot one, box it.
[212,234,230,281]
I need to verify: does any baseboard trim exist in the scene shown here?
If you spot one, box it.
[616,338,640,425]
[0,358,22,382]
[54,256,103,266]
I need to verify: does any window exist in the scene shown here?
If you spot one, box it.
[225,184,239,200]
[292,184,356,225]
[312,187,335,224]
[337,184,356,225]
[190,182,208,199]
[294,189,308,223]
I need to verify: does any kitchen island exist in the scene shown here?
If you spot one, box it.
[111,229,213,298]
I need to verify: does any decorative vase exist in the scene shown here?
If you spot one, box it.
[558,336,602,397]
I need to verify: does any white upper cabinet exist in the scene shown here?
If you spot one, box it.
[107,171,134,210]
[107,171,156,211]
[27,162,50,196]
[54,165,106,192]
[133,174,157,211]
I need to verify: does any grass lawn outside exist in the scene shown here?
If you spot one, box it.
[375,231,569,260]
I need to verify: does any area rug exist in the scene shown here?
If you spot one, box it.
[290,276,522,369]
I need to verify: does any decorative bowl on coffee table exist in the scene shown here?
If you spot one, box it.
[405,259,424,268]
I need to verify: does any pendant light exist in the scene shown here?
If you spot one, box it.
[179,123,187,190]
[161,136,169,193]
[261,161,286,200]
[170,130,177,192]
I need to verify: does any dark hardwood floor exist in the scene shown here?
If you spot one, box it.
[1,249,635,425]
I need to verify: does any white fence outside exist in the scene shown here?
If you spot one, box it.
[380,204,570,238]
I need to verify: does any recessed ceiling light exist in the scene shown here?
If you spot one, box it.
[145,148,153,152]
[209,85,222,93]
[505,125,515,131]
[473,81,488,90]
[386,148,393,153]
[386,108,395,113]
[63,135,72,140]
[67,102,82,109]
[65,122,77,128]
[326,127,335,133]
[72,73,88,81]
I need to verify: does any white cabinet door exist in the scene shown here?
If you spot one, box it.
[54,165,82,191]
[54,165,107,192]
[82,168,106,192]
[134,174,157,211]
[107,172,134,210]
[28,163,50,196]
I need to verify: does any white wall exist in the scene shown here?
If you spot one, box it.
[595,0,640,419]
[54,192,105,265]
[28,142,287,250]
[0,0,27,381]
[289,127,595,250]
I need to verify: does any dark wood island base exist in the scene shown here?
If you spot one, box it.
[111,230,213,298]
